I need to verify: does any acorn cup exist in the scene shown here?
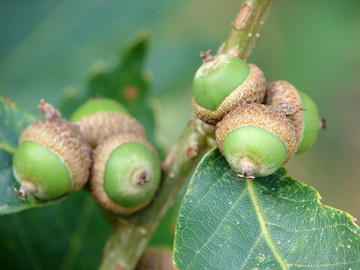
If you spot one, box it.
[90,133,161,215]
[192,50,266,125]
[265,80,305,144]
[215,104,299,179]
[13,100,92,200]
[264,81,321,154]
[70,97,146,147]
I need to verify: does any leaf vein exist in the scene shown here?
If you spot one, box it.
[185,187,248,270]
[248,181,288,269]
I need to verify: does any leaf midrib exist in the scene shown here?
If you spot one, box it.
[0,142,16,154]
[247,180,288,270]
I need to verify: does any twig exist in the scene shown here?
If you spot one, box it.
[99,117,214,270]
[99,0,275,269]
[218,0,275,61]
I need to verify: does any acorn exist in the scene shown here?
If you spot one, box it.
[264,81,321,154]
[13,100,91,200]
[215,104,298,179]
[90,133,161,215]
[296,91,321,154]
[192,50,266,125]
[264,80,304,145]
[70,97,146,147]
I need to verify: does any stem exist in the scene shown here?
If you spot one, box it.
[200,49,214,63]
[99,117,214,270]
[218,0,275,61]
[37,99,62,122]
[99,1,275,269]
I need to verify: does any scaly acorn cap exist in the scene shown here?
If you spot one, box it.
[70,97,146,147]
[215,104,298,178]
[14,120,92,200]
[264,80,304,146]
[76,112,146,147]
[192,54,266,125]
[265,81,321,154]
[90,133,161,215]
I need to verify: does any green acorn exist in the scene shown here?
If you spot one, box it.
[215,104,298,179]
[265,81,321,154]
[296,91,321,154]
[70,97,130,121]
[70,97,146,147]
[13,101,91,200]
[265,80,304,145]
[90,133,161,215]
[192,50,266,125]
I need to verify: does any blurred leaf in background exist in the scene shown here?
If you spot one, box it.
[0,191,111,270]
[1,0,360,269]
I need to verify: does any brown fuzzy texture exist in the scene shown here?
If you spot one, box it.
[192,64,266,125]
[19,120,92,192]
[215,104,298,162]
[264,80,304,145]
[76,112,146,147]
[90,133,159,215]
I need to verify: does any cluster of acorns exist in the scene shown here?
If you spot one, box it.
[13,98,161,215]
[192,50,322,179]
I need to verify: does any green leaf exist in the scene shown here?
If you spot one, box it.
[59,32,155,142]
[0,190,112,270]
[0,96,36,151]
[174,148,360,270]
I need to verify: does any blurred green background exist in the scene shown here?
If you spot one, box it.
[1,0,360,267]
